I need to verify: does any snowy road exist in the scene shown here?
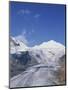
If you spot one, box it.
[10,64,62,88]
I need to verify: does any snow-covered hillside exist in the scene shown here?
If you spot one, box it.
[10,36,66,88]
[10,37,28,54]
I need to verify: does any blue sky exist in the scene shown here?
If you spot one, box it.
[10,2,65,46]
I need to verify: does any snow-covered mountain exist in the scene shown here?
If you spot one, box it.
[31,40,65,58]
[10,37,65,56]
[10,37,28,54]
[10,36,65,88]
[30,40,65,63]
[10,36,65,64]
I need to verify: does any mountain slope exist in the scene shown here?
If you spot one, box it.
[10,37,65,88]
[10,37,28,54]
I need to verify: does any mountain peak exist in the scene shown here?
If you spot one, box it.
[32,40,65,49]
[39,40,64,48]
[31,40,65,58]
[10,36,28,54]
[46,40,57,43]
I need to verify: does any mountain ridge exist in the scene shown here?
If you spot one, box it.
[10,36,65,55]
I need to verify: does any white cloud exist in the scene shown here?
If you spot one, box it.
[18,9,31,15]
[22,29,27,36]
[25,9,31,14]
[28,29,34,35]
[32,29,34,33]
[34,14,40,18]
[15,29,28,45]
